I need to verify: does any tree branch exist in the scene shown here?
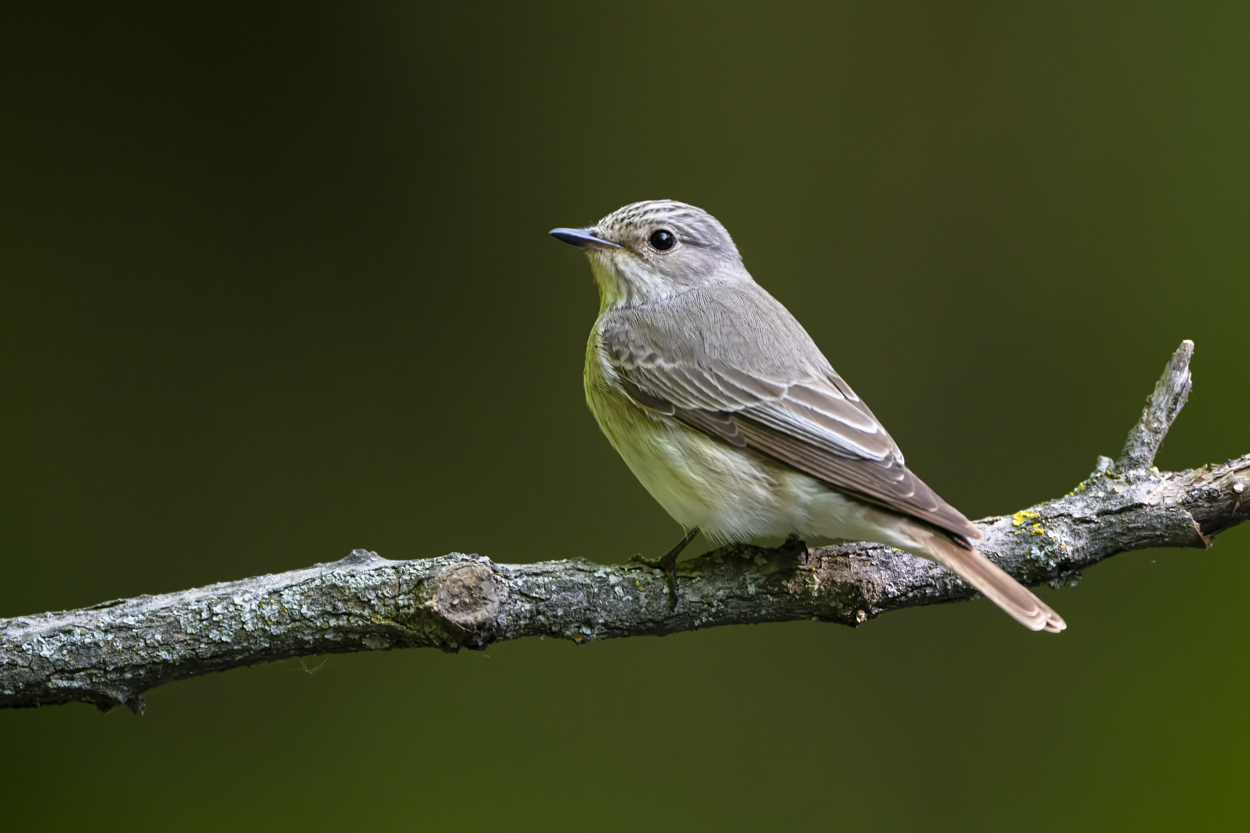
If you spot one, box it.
[1119,340,1195,469]
[3,341,1247,714]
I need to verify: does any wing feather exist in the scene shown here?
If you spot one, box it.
[611,347,979,541]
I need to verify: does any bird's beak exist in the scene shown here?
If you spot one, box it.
[549,227,621,251]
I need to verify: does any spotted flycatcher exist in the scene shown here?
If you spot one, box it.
[551,200,1063,632]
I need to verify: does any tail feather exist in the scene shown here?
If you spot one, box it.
[924,536,1066,633]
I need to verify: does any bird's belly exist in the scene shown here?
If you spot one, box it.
[585,371,871,543]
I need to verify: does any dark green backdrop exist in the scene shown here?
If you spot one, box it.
[2,3,1246,830]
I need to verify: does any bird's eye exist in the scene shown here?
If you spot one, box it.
[648,229,676,251]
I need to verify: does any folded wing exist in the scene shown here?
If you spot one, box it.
[616,349,982,543]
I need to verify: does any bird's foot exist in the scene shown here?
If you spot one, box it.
[630,528,700,611]
[782,532,811,564]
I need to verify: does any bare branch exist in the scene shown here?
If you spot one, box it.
[1119,339,1194,469]
[2,341,1246,714]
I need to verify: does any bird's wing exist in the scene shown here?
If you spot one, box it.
[605,315,981,542]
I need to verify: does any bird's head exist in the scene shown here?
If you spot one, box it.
[550,200,745,309]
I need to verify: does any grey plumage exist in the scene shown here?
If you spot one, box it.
[552,199,1065,632]
[601,283,978,541]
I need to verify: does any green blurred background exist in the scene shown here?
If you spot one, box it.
[2,2,1247,830]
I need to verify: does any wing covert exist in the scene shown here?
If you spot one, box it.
[607,336,979,541]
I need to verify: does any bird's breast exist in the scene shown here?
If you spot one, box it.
[583,318,804,539]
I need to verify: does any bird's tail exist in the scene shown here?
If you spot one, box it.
[921,535,1066,632]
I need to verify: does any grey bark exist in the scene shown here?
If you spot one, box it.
[2,341,1246,714]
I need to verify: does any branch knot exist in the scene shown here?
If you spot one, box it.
[433,562,502,633]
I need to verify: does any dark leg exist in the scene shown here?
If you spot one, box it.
[783,532,810,564]
[631,527,700,610]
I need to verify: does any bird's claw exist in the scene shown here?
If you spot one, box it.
[783,532,811,564]
[630,527,700,612]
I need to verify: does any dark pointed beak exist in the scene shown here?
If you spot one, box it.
[549,227,621,251]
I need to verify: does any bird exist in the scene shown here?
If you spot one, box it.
[549,199,1065,632]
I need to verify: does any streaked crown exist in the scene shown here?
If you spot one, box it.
[595,200,738,253]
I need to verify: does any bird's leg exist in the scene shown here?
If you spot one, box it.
[783,532,810,564]
[631,527,700,610]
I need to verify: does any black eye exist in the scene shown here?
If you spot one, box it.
[648,229,676,251]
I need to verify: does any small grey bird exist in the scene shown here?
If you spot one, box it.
[550,200,1064,632]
